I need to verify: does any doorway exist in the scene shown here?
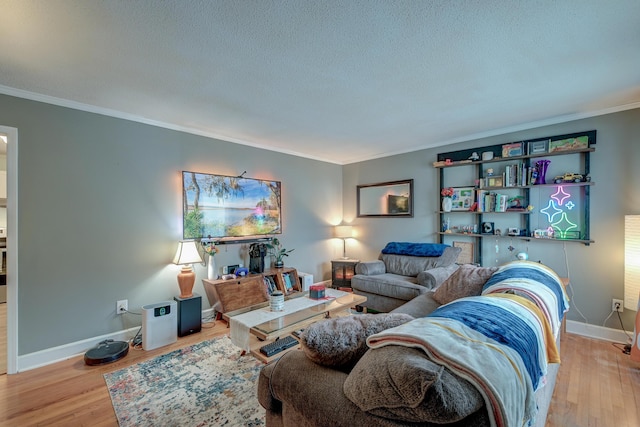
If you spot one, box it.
[0,126,17,374]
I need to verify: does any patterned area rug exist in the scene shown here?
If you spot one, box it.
[104,336,265,426]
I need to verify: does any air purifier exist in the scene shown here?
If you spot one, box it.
[142,300,177,350]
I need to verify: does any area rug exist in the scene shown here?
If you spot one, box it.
[104,335,265,426]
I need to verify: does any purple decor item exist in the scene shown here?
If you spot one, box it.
[534,160,550,185]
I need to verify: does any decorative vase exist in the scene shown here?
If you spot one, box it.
[442,197,452,212]
[274,260,284,268]
[534,160,551,185]
[207,255,216,280]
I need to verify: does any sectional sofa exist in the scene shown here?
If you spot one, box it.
[258,261,568,427]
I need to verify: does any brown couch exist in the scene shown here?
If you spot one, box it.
[258,262,564,427]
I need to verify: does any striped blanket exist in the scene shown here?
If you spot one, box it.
[482,261,569,337]
[367,261,568,427]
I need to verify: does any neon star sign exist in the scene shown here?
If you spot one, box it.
[540,200,562,222]
[539,184,581,238]
[551,212,578,238]
[551,186,571,205]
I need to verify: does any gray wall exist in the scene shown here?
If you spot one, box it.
[2,91,639,356]
[0,94,343,355]
[343,108,640,330]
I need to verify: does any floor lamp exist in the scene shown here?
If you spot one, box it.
[624,215,640,362]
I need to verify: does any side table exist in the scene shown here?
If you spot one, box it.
[331,259,359,289]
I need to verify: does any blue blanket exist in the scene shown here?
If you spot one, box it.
[428,298,545,390]
[381,242,449,257]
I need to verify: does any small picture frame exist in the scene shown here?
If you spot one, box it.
[453,241,474,264]
[527,139,549,155]
[451,187,475,211]
[481,222,495,234]
[502,142,524,158]
[486,176,503,187]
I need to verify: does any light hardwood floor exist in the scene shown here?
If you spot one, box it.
[0,303,6,375]
[0,325,638,426]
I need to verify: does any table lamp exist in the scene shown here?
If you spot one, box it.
[334,225,353,259]
[173,240,203,298]
[624,215,640,362]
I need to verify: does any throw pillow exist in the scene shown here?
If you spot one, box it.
[299,313,414,371]
[343,345,484,423]
[432,264,499,305]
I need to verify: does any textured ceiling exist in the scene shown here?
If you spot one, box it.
[1,0,639,164]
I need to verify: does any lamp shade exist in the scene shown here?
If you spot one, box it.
[334,225,353,239]
[173,240,203,265]
[625,215,640,362]
[625,216,640,310]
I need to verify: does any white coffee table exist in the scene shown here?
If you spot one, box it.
[224,288,366,362]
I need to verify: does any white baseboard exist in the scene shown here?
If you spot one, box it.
[17,308,215,372]
[566,320,632,344]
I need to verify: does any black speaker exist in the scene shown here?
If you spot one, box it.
[249,243,267,273]
[174,294,202,337]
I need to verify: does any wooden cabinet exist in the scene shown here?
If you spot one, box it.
[331,259,359,288]
[202,275,266,313]
[202,267,301,313]
[263,267,301,296]
[436,131,595,265]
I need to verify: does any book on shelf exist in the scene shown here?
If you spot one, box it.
[263,276,277,295]
[283,272,293,290]
[503,162,537,187]
[476,190,511,212]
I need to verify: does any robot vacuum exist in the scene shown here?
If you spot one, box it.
[84,339,129,366]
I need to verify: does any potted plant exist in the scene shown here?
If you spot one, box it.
[266,238,294,268]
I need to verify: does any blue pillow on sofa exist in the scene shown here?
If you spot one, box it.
[381,242,449,257]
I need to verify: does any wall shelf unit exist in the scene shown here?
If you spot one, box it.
[436,130,596,265]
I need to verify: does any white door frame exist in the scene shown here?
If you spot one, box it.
[0,125,18,374]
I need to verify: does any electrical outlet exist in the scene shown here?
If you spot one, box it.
[612,299,623,312]
[116,299,128,314]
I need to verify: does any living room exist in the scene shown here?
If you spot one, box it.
[0,1,639,424]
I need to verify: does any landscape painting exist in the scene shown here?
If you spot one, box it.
[182,171,282,239]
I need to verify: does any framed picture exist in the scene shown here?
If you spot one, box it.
[486,176,503,187]
[451,187,475,211]
[502,142,524,158]
[453,241,474,264]
[548,135,589,152]
[527,139,549,155]
[481,222,495,234]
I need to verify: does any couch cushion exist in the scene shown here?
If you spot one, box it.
[300,313,414,371]
[416,264,460,289]
[352,274,425,302]
[343,345,484,423]
[380,246,461,276]
[355,260,386,275]
[432,264,499,305]
[391,293,441,318]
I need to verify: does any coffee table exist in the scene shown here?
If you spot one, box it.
[223,288,367,363]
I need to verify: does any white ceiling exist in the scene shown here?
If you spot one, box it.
[1,1,639,164]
